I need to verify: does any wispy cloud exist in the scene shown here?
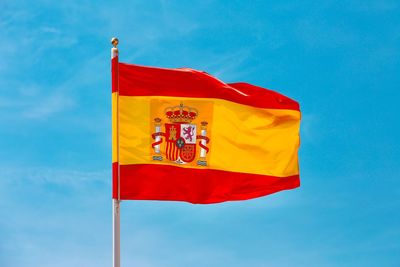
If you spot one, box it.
[22,93,75,119]
[0,166,110,187]
[203,48,253,82]
[0,162,112,267]
[0,82,74,121]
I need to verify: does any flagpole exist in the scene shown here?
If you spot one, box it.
[111,37,121,267]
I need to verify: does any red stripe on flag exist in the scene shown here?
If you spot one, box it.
[174,145,179,161]
[112,162,299,204]
[118,63,299,111]
[111,56,119,93]
[166,142,170,160]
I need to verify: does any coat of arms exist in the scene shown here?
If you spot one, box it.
[151,103,210,166]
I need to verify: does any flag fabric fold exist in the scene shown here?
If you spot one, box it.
[112,62,301,204]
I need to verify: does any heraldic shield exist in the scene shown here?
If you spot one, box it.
[151,102,210,166]
[165,123,197,163]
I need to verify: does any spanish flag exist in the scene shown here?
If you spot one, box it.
[112,56,301,204]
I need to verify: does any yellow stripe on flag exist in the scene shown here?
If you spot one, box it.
[112,93,300,177]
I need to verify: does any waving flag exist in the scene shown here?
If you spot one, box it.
[112,57,301,204]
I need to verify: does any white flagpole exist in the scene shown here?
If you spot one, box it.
[111,37,121,267]
[113,199,121,267]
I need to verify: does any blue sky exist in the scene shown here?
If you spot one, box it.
[1,1,399,266]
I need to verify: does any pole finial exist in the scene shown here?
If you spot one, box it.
[111,37,119,48]
[111,37,119,59]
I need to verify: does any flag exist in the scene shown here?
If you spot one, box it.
[112,59,301,204]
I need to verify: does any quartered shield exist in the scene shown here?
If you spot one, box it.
[165,123,197,163]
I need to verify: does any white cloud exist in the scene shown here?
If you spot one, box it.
[205,49,252,82]
[0,166,110,187]
[23,93,75,119]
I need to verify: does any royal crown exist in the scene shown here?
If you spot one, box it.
[165,103,198,123]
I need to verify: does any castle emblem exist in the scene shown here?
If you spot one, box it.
[151,103,210,166]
